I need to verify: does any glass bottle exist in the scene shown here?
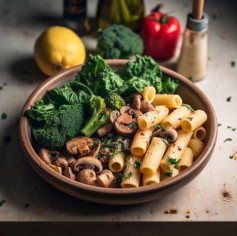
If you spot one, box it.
[177,13,209,81]
[96,0,144,32]
[63,0,90,35]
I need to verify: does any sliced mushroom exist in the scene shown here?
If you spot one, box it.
[128,108,143,120]
[88,141,101,158]
[120,105,131,114]
[140,100,154,113]
[97,170,115,188]
[110,110,120,124]
[50,151,61,158]
[39,148,52,165]
[52,157,68,169]
[66,156,76,167]
[114,121,137,136]
[132,94,142,110]
[73,156,103,174]
[153,127,178,143]
[96,122,114,137]
[116,113,133,125]
[66,137,94,156]
[77,169,97,185]
[63,167,76,180]
[48,164,62,175]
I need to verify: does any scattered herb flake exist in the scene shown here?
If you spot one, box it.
[224,138,232,142]
[181,104,195,112]
[161,126,166,132]
[232,128,236,131]
[229,155,234,159]
[218,123,221,127]
[168,155,180,168]
[188,77,193,81]
[162,138,169,146]
[227,126,232,129]
[162,168,173,177]
[134,160,142,168]
[0,200,6,207]
[129,122,137,128]
[230,61,235,67]
[187,117,193,121]
[1,112,7,119]
[154,124,161,131]
[0,86,2,90]
[124,157,128,169]
[226,97,232,102]
[123,172,132,179]
[93,139,101,147]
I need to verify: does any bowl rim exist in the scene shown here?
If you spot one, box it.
[19,59,217,195]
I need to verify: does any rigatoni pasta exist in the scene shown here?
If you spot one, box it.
[181,110,207,132]
[142,169,161,186]
[121,155,141,188]
[130,128,153,156]
[140,137,167,176]
[109,152,125,172]
[152,94,182,109]
[192,126,206,141]
[188,139,205,160]
[161,105,191,129]
[178,147,194,172]
[141,86,156,103]
[160,130,193,172]
[137,105,169,130]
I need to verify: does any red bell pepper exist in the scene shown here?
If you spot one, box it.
[139,8,181,61]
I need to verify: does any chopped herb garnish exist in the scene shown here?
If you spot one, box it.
[162,168,173,177]
[93,139,101,147]
[0,86,2,90]
[224,138,232,142]
[187,117,193,121]
[134,160,142,168]
[227,126,232,129]
[188,77,193,81]
[181,104,195,112]
[129,122,137,128]
[154,124,160,131]
[123,172,132,179]
[218,123,221,127]
[226,97,232,102]
[230,61,235,67]
[161,126,166,132]
[162,138,169,146]
[232,128,236,131]
[168,155,180,168]
[229,155,234,159]
[1,112,7,119]
[0,200,6,207]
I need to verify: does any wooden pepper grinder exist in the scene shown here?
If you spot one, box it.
[177,0,209,82]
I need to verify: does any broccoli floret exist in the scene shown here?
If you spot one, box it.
[96,25,143,59]
[105,92,126,110]
[32,103,84,150]
[81,96,111,137]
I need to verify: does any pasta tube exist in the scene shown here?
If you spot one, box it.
[160,130,193,172]
[109,152,125,172]
[142,168,161,186]
[138,105,169,130]
[188,139,205,160]
[192,126,206,141]
[152,94,182,109]
[121,155,141,188]
[161,105,191,129]
[140,137,167,176]
[130,128,153,156]
[141,86,156,103]
[181,110,207,132]
[178,147,194,172]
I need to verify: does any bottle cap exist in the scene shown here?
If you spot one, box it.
[187,12,209,32]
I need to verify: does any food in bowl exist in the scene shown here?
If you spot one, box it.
[25,54,207,189]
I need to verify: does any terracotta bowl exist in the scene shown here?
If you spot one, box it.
[19,60,217,205]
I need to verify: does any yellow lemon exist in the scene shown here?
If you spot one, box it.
[34,26,86,76]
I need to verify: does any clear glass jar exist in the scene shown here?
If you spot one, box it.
[177,13,209,82]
